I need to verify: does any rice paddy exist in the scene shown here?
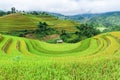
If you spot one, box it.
[0,32,120,79]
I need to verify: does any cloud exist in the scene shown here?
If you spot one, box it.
[0,0,120,15]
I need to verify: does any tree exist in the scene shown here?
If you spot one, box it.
[37,22,48,31]
[19,33,24,37]
[11,7,16,13]
[61,30,66,35]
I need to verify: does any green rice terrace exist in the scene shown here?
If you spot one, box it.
[0,14,79,32]
[0,31,120,79]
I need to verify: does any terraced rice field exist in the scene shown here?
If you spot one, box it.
[0,32,120,79]
[0,14,79,32]
[0,32,120,57]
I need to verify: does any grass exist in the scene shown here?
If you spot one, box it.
[0,32,120,79]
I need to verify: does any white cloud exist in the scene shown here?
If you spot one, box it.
[0,0,120,15]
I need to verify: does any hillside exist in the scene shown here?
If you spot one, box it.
[66,11,120,29]
[0,32,120,79]
[0,14,36,31]
[86,12,120,28]
[0,13,79,32]
[0,31,120,57]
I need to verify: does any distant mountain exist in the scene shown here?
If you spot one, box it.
[86,11,120,28]
[50,12,99,22]
[49,13,64,17]
[49,13,66,20]
[67,11,120,28]
[67,14,96,21]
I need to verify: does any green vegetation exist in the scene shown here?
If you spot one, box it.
[87,12,120,28]
[0,13,79,32]
[0,58,119,80]
[35,22,58,38]
[75,24,100,37]
[60,24,100,43]
[0,32,119,79]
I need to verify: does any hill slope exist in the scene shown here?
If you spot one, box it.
[0,31,120,57]
[0,13,79,32]
[66,11,120,29]
[86,12,120,28]
[0,14,36,31]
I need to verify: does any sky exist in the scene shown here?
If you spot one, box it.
[0,0,120,15]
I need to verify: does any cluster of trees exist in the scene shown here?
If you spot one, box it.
[75,24,100,37]
[0,11,6,16]
[35,22,58,38]
[60,31,80,43]
[29,11,49,15]
[60,24,100,43]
